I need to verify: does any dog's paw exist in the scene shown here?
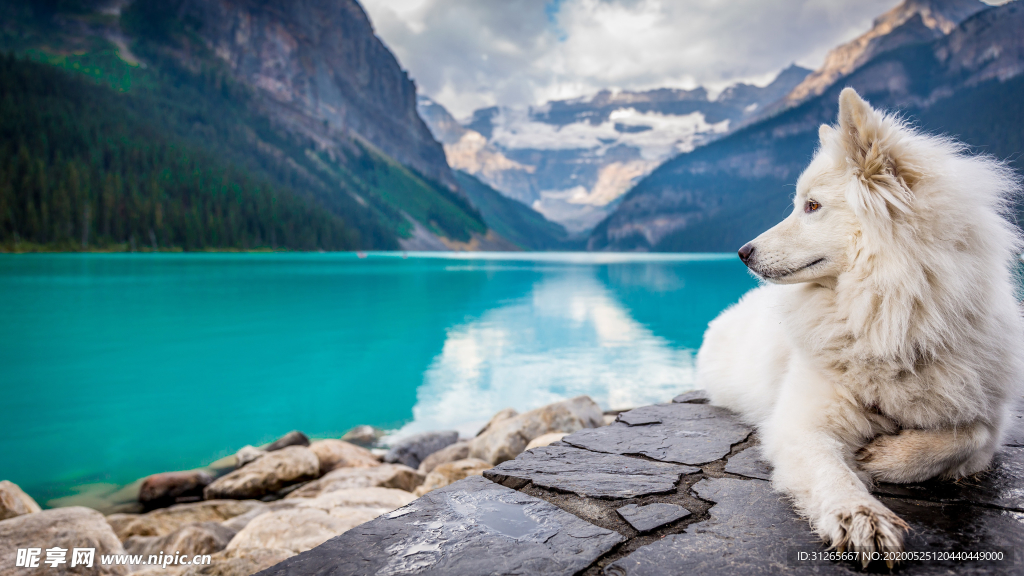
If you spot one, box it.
[856,430,936,484]
[820,503,908,569]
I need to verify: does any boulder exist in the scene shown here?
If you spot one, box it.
[263,431,310,452]
[0,506,127,576]
[414,458,492,496]
[180,547,294,576]
[296,487,416,512]
[383,430,459,469]
[525,432,568,450]
[286,464,423,499]
[308,439,379,473]
[475,407,518,436]
[125,522,236,558]
[417,441,470,474]
[106,500,264,541]
[233,446,266,468]
[227,487,414,554]
[340,425,383,448]
[469,396,604,464]
[139,471,213,509]
[224,508,381,555]
[204,446,319,500]
[0,480,41,520]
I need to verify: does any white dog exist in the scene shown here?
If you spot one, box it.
[697,87,1023,561]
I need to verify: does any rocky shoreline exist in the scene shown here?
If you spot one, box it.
[0,396,613,576]
[3,392,1021,575]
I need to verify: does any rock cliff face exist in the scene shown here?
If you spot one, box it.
[780,0,986,106]
[178,0,458,192]
[589,1,1024,252]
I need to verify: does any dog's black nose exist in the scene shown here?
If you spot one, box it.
[738,243,755,264]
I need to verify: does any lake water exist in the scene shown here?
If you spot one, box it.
[0,252,757,506]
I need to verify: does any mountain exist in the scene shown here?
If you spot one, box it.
[0,0,492,251]
[417,66,811,234]
[453,171,574,251]
[589,0,1024,253]
[768,0,986,113]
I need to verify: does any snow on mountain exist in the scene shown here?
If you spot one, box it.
[418,64,810,233]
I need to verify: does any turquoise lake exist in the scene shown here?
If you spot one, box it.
[0,252,757,506]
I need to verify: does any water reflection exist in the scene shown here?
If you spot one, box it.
[393,266,702,438]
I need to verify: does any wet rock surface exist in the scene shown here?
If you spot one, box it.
[604,478,843,576]
[485,445,698,498]
[562,403,752,465]
[254,395,1024,576]
[257,476,624,576]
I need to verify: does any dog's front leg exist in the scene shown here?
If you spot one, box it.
[760,356,907,564]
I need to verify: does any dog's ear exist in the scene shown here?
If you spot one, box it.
[837,88,877,160]
[837,87,917,216]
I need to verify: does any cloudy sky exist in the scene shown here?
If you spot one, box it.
[361,0,909,118]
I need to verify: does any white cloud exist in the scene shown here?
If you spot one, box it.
[361,0,903,117]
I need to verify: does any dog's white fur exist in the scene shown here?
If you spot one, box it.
[697,88,1024,559]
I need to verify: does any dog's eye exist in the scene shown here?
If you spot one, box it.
[804,200,821,213]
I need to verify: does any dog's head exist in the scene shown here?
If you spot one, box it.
[739,88,922,285]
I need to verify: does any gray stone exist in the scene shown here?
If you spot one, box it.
[874,496,1024,574]
[616,503,691,532]
[563,403,751,465]
[671,390,709,404]
[256,476,624,576]
[873,446,1024,511]
[604,478,838,576]
[724,445,772,480]
[383,430,459,469]
[616,410,662,426]
[607,476,1024,575]
[485,445,697,499]
[264,431,310,451]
